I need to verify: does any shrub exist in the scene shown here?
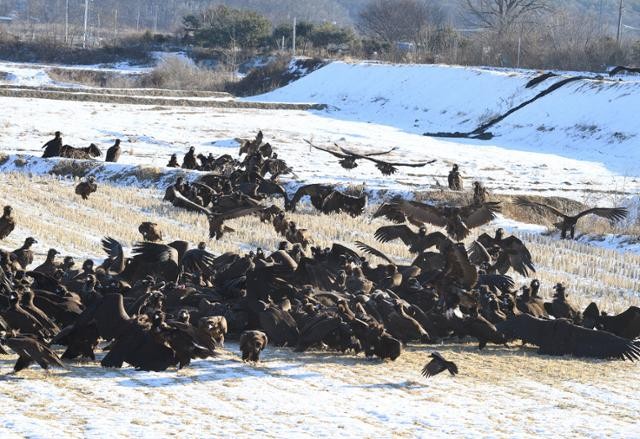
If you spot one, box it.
[146,55,231,91]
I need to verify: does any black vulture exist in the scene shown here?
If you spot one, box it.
[514,197,628,239]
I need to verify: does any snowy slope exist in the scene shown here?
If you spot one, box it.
[250,61,640,177]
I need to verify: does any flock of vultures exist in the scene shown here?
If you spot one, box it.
[0,130,637,378]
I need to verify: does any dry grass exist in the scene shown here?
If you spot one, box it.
[0,172,638,436]
[0,172,638,313]
[147,56,233,92]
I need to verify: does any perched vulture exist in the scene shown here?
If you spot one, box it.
[105,139,121,163]
[11,237,37,269]
[75,176,97,200]
[0,205,16,240]
[514,197,628,240]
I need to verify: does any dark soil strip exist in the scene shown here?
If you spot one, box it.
[0,87,326,110]
[0,83,231,98]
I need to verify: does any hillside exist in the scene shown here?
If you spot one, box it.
[251,61,640,179]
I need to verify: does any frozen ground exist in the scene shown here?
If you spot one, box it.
[0,60,639,437]
[0,342,638,438]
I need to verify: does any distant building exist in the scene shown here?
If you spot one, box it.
[395,41,416,52]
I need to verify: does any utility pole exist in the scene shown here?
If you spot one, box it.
[617,0,625,45]
[83,0,89,49]
[292,17,297,56]
[114,9,118,40]
[136,1,141,32]
[154,3,159,34]
[65,0,69,45]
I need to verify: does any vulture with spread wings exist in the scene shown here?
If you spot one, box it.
[497,314,640,360]
[421,352,458,378]
[208,206,265,240]
[304,140,396,170]
[374,225,447,254]
[339,146,436,176]
[514,197,627,239]
[390,200,501,241]
[469,228,535,277]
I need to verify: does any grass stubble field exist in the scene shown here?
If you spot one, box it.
[0,171,638,438]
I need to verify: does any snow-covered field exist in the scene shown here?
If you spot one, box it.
[1,342,638,438]
[0,59,639,437]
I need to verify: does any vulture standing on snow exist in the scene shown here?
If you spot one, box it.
[421,352,458,378]
[105,139,121,163]
[240,330,269,362]
[582,303,640,340]
[0,205,16,240]
[182,147,198,170]
[469,228,535,277]
[448,164,463,191]
[75,176,97,200]
[497,313,640,360]
[390,199,501,241]
[41,131,63,158]
[514,197,628,240]
[0,332,65,373]
[167,154,179,167]
[11,237,37,269]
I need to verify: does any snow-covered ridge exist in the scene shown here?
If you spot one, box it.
[250,61,640,177]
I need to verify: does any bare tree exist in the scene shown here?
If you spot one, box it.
[358,0,444,44]
[464,0,551,34]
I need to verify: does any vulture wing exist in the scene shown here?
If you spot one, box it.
[101,236,125,274]
[514,197,566,219]
[396,200,448,228]
[321,191,347,214]
[338,146,398,157]
[374,225,418,247]
[468,240,492,266]
[257,180,287,200]
[574,207,628,222]
[372,203,407,224]
[461,202,501,229]
[181,248,217,275]
[304,140,348,159]
[557,319,640,361]
[354,241,394,264]
[496,236,536,277]
[131,242,179,264]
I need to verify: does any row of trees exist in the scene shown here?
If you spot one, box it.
[0,0,636,71]
[183,6,355,52]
